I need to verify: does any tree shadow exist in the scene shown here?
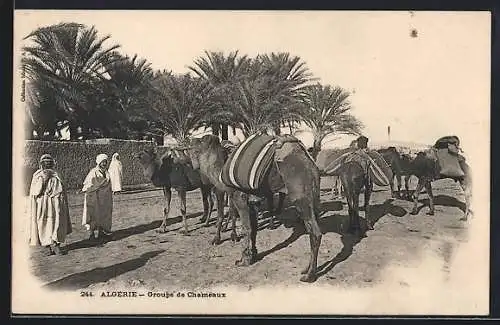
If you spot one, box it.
[43,250,165,291]
[66,212,204,252]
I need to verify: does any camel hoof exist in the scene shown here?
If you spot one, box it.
[427,211,435,216]
[211,237,222,246]
[300,267,310,275]
[300,274,317,283]
[155,227,167,234]
[410,210,418,215]
[230,232,239,243]
[235,259,251,267]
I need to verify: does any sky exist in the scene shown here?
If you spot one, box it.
[13,10,491,154]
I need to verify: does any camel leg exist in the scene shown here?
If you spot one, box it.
[331,176,337,200]
[234,192,258,266]
[395,174,402,199]
[299,201,322,283]
[425,181,435,215]
[343,180,360,235]
[266,193,277,230]
[276,192,285,215]
[404,175,411,200]
[364,179,374,230]
[177,189,189,235]
[200,185,213,227]
[410,178,425,215]
[229,199,239,243]
[156,188,172,233]
[459,180,472,221]
[211,189,226,245]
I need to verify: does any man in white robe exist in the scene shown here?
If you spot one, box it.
[29,154,72,255]
[108,152,123,194]
[82,154,113,242]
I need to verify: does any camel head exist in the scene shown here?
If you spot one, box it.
[135,147,162,181]
[185,135,222,170]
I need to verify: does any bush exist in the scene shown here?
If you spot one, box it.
[23,139,169,194]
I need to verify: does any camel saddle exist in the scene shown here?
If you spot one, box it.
[220,133,308,192]
[322,149,393,187]
[430,136,466,179]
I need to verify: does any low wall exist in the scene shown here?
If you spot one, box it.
[22,139,169,194]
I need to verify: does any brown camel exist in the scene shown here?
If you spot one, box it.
[408,148,472,220]
[186,134,322,283]
[136,147,223,234]
[378,136,472,220]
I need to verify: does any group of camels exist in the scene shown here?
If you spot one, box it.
[136,133,472,283]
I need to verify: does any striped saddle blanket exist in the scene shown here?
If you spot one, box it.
[220,133,278,191]
[323,149,393,187]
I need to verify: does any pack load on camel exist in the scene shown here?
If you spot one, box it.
[221,133,279,191]
[220,132,315,192]
[431,135,466,179]
[321,136,393,187]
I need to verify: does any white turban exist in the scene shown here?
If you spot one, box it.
[96,153,109,165]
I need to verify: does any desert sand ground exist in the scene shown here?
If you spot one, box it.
[27,177,469,293]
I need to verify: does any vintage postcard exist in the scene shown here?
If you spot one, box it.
[11,10,491,315]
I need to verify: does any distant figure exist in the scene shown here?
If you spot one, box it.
[356,135,369,151]
[349,139,358,149]
[28,154,72,256]
[82,154,113,242]
[108,153,123,194]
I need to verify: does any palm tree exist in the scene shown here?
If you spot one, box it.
[149,73,217,144]
[188,50,251,139]
[254,52,313,135]
[298,83,364,160]
[104,54,156,138]
[22,22,122,139]
[217,74,303,137]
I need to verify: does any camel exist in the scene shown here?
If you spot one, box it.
[221,140,285,229]
[377,137,472,220]
[319,137,393,235]
[408,147,472,220]
[136,147,223,234]
[377,147,413,199]
[338,157,374,234]
[185,134,323,283]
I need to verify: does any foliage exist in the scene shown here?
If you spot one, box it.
[148,73,217,144]
[22,23,123,139]
[21,22,364,149]
[297,83,364,158]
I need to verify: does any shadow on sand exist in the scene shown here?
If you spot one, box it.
[65,212,204,252]
[412,194,466,215]
[255,198,406,279]
[43,250,165,291]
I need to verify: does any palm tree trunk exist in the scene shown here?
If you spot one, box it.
[273,122,281,136]
[221,123,229,140]
[311,136,322,161]
[211,122,220,137]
